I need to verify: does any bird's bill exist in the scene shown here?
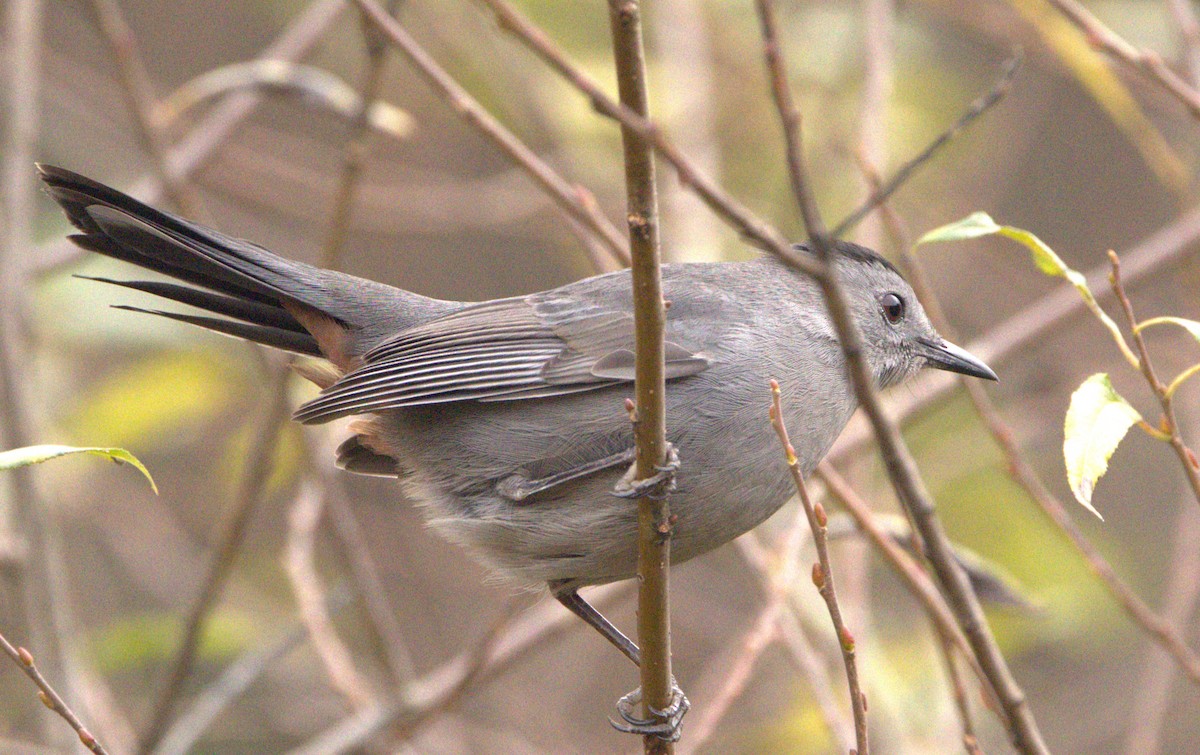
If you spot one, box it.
[917,337,998,381]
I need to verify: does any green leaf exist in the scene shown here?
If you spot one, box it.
[0,444,157,494]
[1135,316,1200,343]
[916,212,1002,244]
[1063,374,1141,519]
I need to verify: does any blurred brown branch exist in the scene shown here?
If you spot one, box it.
[0,633,107,754]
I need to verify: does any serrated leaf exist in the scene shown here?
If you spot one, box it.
[1063,374,1141,519]
[1135,316,1200,343]
[916,212,1002,244]
[0,444,157,494]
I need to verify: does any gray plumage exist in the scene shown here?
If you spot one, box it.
[39,164,995,597]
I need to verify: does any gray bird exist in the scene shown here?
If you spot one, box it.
[40,165,995,736]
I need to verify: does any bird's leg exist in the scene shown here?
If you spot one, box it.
[550,582,641,666]
[549,582,689,741]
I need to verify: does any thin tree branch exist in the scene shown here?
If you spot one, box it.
[755,2,1045,749]
[350,0,629,271]
[85,0,202,216]
[0,632,107,754]
[473,0,819,277]
[833,52,1022,239]
[607,2,675,749]
[1122,482,1200,754]
[770,382,869,754]
[322,0,399,270]
[285,482,376,709]
[139,365,294,753]
[32,0,350,276]
[1109,251,1200,510]
[831,200,1200,462]
[1046,0,1200,120]
[284,585,628,754]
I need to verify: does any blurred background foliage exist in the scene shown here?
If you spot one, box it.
[4,0,1200,752]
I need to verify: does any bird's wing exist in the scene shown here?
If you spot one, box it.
[292,292,711,423]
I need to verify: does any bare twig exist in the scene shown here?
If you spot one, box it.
[33,0,350,276]
[936,630,984,755]
[833,52,1022,239]
[858,156,1200,691]
[816,464,998,711]
[1122,483,1200,754]
[854,0,896,249]
[0,632,107,754]
[85,0,201,216]
[686,489,835,748]
[1166,0,1200,85]
[286,482,376,709]
[1,2,81,749]
[1109,251,1200,510]
[1046,0,1200,120]
[319,466,416,683]
[474,0,819,277]
[321,1,399,270]
[755,1,1045,750]
[139,365,294,753]
[285,585,617,755]
[607,2,675,749]
[153,622,308,755]
[770,382,869,754]
[351,0,629,271]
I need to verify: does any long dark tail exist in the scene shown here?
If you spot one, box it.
[38,165,442,360]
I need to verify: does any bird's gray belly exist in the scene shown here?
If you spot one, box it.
[379,369,854,588]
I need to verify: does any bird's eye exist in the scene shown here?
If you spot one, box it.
[881,293,905,324]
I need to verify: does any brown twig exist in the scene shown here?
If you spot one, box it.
[320,466,416,684]
[0,632,107,754]
[936,629,984,755]
[690,491,848,751]
[1122,485,1200,754]
[1109,251,1200,509]
[32,0,350,276]
[817,464,999,713]
[607,2,675,750]
[322,0,398,270]
[287,586,633,754]
[285,482,376,709]
[474,0,819,277]
[351,0,629,272]
[726,534,854,753]
[832,52,1023,239]
[858,158,1200,689]
[1046,0,1200,120]
[85,0,202,217]
[770,382,869,754]
[1166,0,1200,86]
[755,1,1045,750]
[139,365,294,754]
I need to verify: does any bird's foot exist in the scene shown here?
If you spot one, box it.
[612,443,680,500]
[609,679,690,742]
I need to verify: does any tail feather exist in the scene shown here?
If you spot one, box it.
[39,164,455,365]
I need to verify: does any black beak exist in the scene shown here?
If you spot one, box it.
[917,337,997,381]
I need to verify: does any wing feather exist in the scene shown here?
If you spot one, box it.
[295,290,711,424]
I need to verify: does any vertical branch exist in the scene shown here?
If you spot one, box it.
[607,1,673,750]
[770,383,869,754]
[139,366,293,754]
[85,0,201,216]
[0,2,78,749]
[755,2,1047,752]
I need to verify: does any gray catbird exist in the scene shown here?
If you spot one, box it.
[40,165,995,733]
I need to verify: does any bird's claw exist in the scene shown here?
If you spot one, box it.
[608,681,690,742]
[612,443,680,500]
